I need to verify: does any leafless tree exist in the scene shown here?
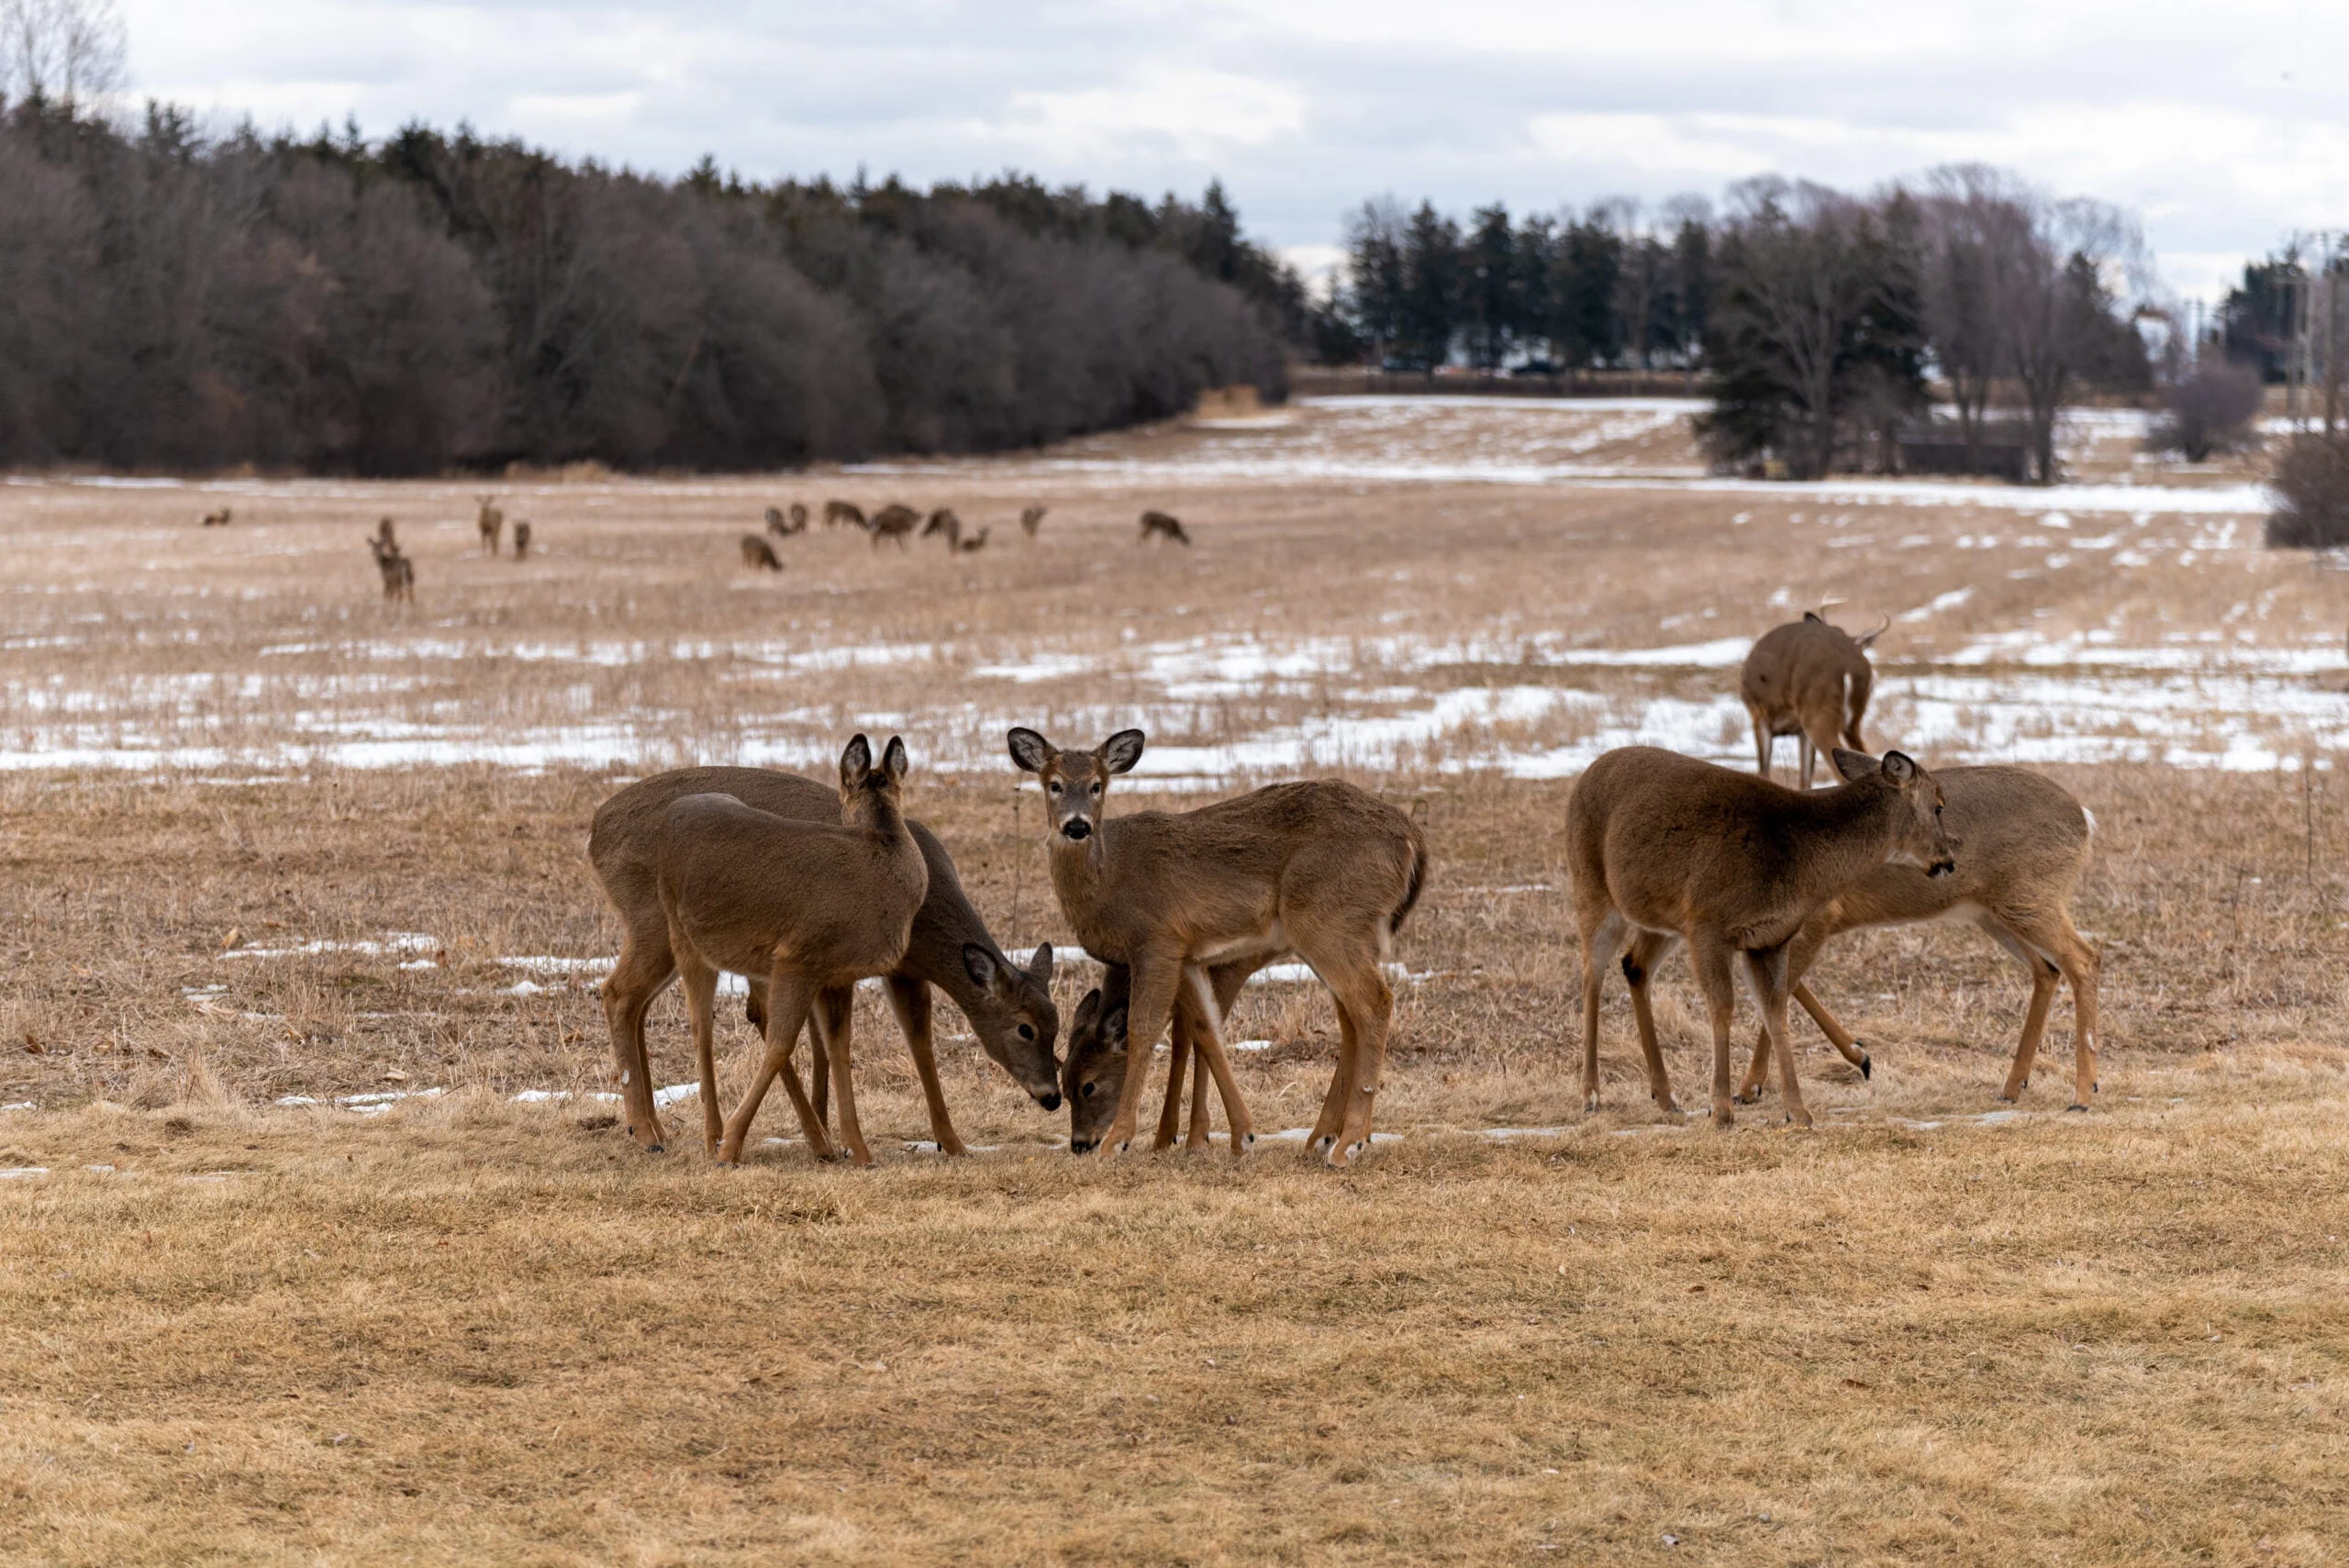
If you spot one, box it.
[0,0,124,107]
[1712,179,1876,480]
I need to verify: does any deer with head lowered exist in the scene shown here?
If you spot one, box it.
[1138,510,1190,545]
[1741,610,1887,787]
[823,499,866,531]
[593,761,1061,1160]
[740,533,783,571]
[1570,744,1954,1129]
[651,736,930,1166]
[1063,956,1262,1155]
[921,507,961,548]
[1008,728,1426,1166]
[1734,763,2101,1111]
[868,504,919,550]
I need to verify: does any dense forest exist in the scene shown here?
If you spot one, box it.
[0,98,1297,473]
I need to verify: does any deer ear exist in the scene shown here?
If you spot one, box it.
[1804,610,1825,624]
[1100,1005,1129,1049]
[881,735,909,783]
[1071,987,1102,1032]
[1829,748,1879,783]
[961,943,996,991]
[1007,728,1052,773]
[1099,729,1146,775]
[1025,941,1055,985]
[1880,751,1920,784]
[840,733,874,787]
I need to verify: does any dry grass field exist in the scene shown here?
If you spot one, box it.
[3,398,2347,1562]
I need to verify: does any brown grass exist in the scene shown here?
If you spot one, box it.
[1,401,2344,1562]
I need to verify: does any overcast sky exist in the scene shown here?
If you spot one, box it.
[120,0,2349,300]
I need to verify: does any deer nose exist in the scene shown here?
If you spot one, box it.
[1068,1137,1096,1154]
[1061,818,1091,841]
[1037,1090,1063,1113]
[1928,857,1955,878]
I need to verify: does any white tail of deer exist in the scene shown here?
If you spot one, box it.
[1741,611,1886,787]
[1008,728,1426,1167]
[1569,744,1954,1129]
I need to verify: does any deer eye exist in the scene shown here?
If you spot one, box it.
[1047,781,1062,795]
[1089,782,1102,796]
[1017,1023,1036,1040]
[1080,1081,1097,1098]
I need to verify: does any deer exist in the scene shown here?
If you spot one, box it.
[1020,506,1048,538]
[651,737,930,1167]
[476,496,504,555]
[922,507,962,548]
[373,517,397,550]
[1569,745,1954,1130]
[591,763,1062,1159]
[1733,764,2101,1111]
[740,534,784,572]
[868,504,919,550]
[823,499,866,531]
[1139,510,1190,545]
[954,527,990,554]
[1063,957,1263,1155]
[367,535,415,603]
[1741,610,1887,788]
[764,505,807,537]
[200,506,232,528]
[511,520,532,560]
[1007,728,1426,1166]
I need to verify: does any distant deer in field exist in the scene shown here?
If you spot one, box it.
[765,503,808,537]
[922,507,962,548]
[476,496,504,555]
[868,503,919,550]
[740,533,784,571]
[954,527,990,554]
[373,517,397,550]
[1736,763,2100,1111]
[1020,505,1048,538]
[653,736,930,1166]
[1569,745,1953,1129]
[1742,610,1887,788]
[591,763,1061,1158]
[1009,727,1426,1166]
[200,506,232,528]
[824,500,866,531]
[367,535,415,603]
[511,520,531,560]
[1139,510,1190,545]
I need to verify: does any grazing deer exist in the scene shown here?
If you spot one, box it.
[476,497,504,555]
[765,503,808,537]
[1020,506,1047,538]
[653,737,929,1166]
[954,527,990,554]
[921,507,962,548]
[1570,745,1954,1129]
[1065,957,1262,1154]
[868,504,919,550]
[1736,764,2100,1110]
[200,506,232,528]
[511,520,531,559]
[1008,728,1426,1166]
[740,534,784,572]
[1741,611,1887,788]
[1139,510,1190,545]
[592,764,1062,1157]
[823,499,866,531]
[367,536,415,603]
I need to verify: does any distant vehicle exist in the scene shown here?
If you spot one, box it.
[1510,360,1560,377]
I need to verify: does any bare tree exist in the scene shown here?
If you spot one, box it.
[1709,179,1875,480]
[1998,195,2144,484]
[0,0,125,107]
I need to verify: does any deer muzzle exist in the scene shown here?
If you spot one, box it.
[1060,817,1092,841]
[1927,855,1956,878]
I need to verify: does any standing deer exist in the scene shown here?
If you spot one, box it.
[954,527,990,554]
[373,517,397,550]
[1020,506,1048,538]
[823,500,866,531]
[591,764,1062,1158]
[1570,745,1954,1129]
[1139,510,1190,545]
[653,737,929,1166]
[367,535,415,602]
[512,520,532,560]
[1741,611,1887,787]
[764,505,808,537]
[1008,728,1426,1166]
[922,508,962,548]
[476,497,504,555]
[868,504,919,550]
[740,534,784,572]
[1735,764,2100,1110]
[200,506,232,528]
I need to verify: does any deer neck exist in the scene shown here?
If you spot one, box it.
[1788,778,1904,899]
[1044,820,1118,946]
[842,791,909,849]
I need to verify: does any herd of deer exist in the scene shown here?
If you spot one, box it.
[351,499,536,601]
[740,501,1190,571]
[585,609,2100,1170]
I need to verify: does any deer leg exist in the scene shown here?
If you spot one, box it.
[1186,1027,1213,1151]
[2057,929,2102,1111]
[602,924,677,1151]
[1688,933,1738,1128]
[1579,910,1625,1113]
[1156,1024,1191,1151]
[1999,913,2101,1109]
[1748,703,1773,779]
[675,947,725,1155]
[1743,945,1811,1128]
[1320,959,1395,1169]
[1182,965,1253,1158]
[1791,981,1871,1074]
[718,973,821,1164]
[886,974,965,1156]
[820,983,873,1168]
[1198,961,1256,1151]
[1620,929,1681,1114]
[1107,952,1182,1155]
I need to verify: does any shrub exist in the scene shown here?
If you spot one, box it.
[2266,434,2349,548]
[2147,363,2265,462]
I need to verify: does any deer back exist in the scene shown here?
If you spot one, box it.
[1741,616,1874,717]
[1807,764,2087,932]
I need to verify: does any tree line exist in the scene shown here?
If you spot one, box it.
[1321,168,2154,484]
[0,98,1296,474]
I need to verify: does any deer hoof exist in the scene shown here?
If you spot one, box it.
[1857,1051,1872,1081]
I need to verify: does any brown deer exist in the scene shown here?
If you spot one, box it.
[1570,745,1954,1129]
[740,534,784,571]
[200,506,232,528]
[1064,957,1262,1154]
[1741,611,1887,788]
[592,764,1062,1158]
[764,503,808,536]
[868,504,919,550]
[653,737,929,1166]
[1735,764,2101,1110]
[373,517,397,550]
[476,496,504,555]
[1020,506,1047,538]
[921,507,962,548]
[367,535,415,603]
[511,520,532,560]
[823,499,866,531]
[954,527,990,554]
[1139,510,1190,545]
[1008,728,1426,1166]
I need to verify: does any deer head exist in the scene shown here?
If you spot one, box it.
[1006,728,1144,844]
